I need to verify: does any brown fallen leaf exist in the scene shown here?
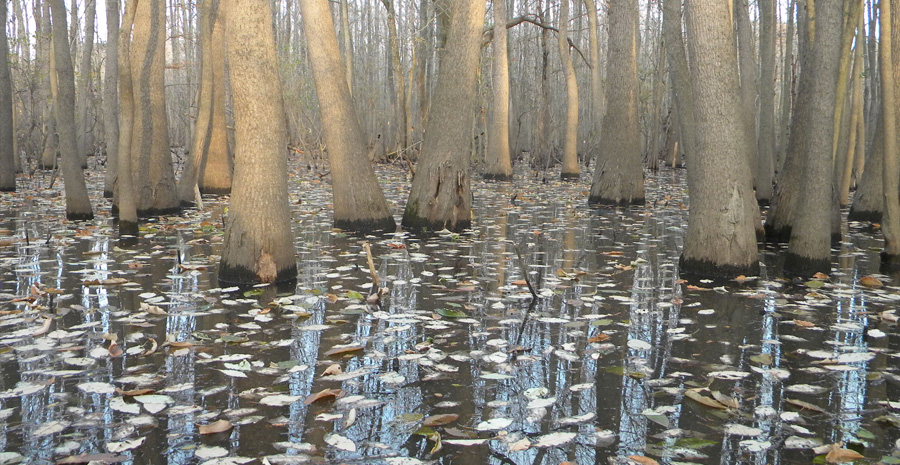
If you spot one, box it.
[198,419,233,435]
[108,342,124,358]
[588,333,610,343]
[322,364,343,376]
[812,272,829,280]
[140,338,158,357]
[824,446,864,463]
[32,317,52,336]
[711,391,740,409]
[303,388,343,405]
[793,319,816,328]
[323,345,364,357]
[685,389,728,410]
[511,280,529,286]
[627,455,660,465]
[57,453,129,464]
[785,398,826,413]
[115,388,155,397]
[859,276,883,288]
[422,413,459,427]
[168,341,194,349]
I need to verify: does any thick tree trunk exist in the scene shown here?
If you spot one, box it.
[881,0,900,267]
[75,0,95,167]
[402,0,486,232]
[0,0,14,191]
[340,0,353,95]
[849,108,883,221]
[777,0,795,172]
[300,0,396,232]
[197,0,232,195]
[558,0,579,179]
[130,0,180,216]
[784,0,843,276]
[680,0,760,277]
[585,0,603,151]
[757,0,776,204]
[116,0,138,235]
[839,29,864,207]
[589,0,643,206]
[49,0,93,220]
[484,0,513,180]
[219,0,296,285]
[103,0,120,198]
[734,0,759,187]
[662,0,696,163]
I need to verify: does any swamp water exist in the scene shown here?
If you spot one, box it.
[0,165,899,465]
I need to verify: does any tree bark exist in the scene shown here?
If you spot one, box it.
[40,0,58,170]
[589,0,643,206]
[777,0,795,172]
[849,105,883,221]
[219,0,297,284]
[734,0,759,187]
[381,0,409,156]
[49,0,93,220]
[484,0,513,180]
[103,0,120,198]
[340,0,353,95]
[0,0,15,191]
[558,0,579,179]
[784,0,844,276]
[756,0,776,203]
[680,0,760,277]
[881,0,900,267]
[402,0,486,232]
[662,0,696,163]
[197,1,232,195]
[300,0,396,232]
[130,0,180,216]
[75,0,95,167]
[116,0,138,235]
[584,0,603,150]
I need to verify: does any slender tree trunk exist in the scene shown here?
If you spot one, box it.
[402,0,486,232]
[756,0,776,203]
[662,0,696,163]
[484,0,513,180]
[680,0,759,277]
[777,0,795,171]
[219,0,297,284]
[734,0,759,186]
[197,1,232,195]
[831,0,863,164]
[0,0,14,191]
[40,0,58,170]
[103,0,120,198]
[784,0,843,276]
[381,0,408,156]
[340,0,353,95]
[536,0,551,168]
[75,0,95,167]
[584,0,603,149]
[300,0,396,232]
[849,105,883,221]
[559,0,579,179]
[839,26,864,206]
[130,0,180,216]
[49,0,93,220]
[589,0,644,206]
[116,0,138,235]
[881,0,900,266]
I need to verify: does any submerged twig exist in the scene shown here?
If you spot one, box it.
[513,243,538,300]
[362,242,380,290]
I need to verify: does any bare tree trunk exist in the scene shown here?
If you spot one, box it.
[662,0,696,163]
[198,1,232,195]
[839,32,863,207]
[340,0,353,95]
[734,0,759,186]
[49,0,93,219]
[484,0,513,180]
[402,0,486,232]
[219,0,296,284]
[103,0,119,198]
[536,0,551,168]
[0,0,15,191]
[559,0,579,179]
[881,0,900,267]
[40,0,58,170]
[381,0,408,156]
[849,105,883,221]
[756,0,776,203]
[116,0,138,235]
[584,0,603,149]
[300,0,396,231]
[75,0,95,167]
[777,0,795,171]
[680,0,759,277]
[589,0,644,206]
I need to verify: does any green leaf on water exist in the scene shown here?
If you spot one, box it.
[604,366,625,376]
[221,335,249,344]
[591,319,614,327]
[346,290,365,301]
[243,289,264,297]
[396,413,424,423]
[674,438,719,449]
[750,353,773,365]
[436,308,467,318]
[879,456,900,464]
[856,427,875,440]
[804,280,825,289]
[414,426,437,436]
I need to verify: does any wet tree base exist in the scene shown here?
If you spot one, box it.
[764,223,791,243]
[848,208,882,223]
[200,186,232,196]
[103,190,114,199]
[483,173,513,182]
[39,164,57,170]
[218,262,298,286]
[757,197,770,207]
[116,219,139,237]
[0,186,15,192]
[137,206,183,218]
[783,252,830,277]
[679,255,760,278]
[587,195,645,207]
[334,216,397,234]
[402,210,472,234]
[66,211,94,221]
[881,251,900,271]
[560,172,580,181]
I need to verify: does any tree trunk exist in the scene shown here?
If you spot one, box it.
[75,0,95,167]
[839,24,864,207]
[558,0,579,179]
[197,0,232,195]
[219,0,297,285]
[784,0,844,276]
[116,0,138,235]
[662,0,696,163]
[381,0,408,156]
[756,0,776,203]
[300,0,396,232]
[849,106,883,221]
[584,0,603,150]
[484,0,513,180]
[589,0,643,206]
[0,0,14,191]
[536,0,551,168]
[401,0,486,232]
[103,0,120,198]
[680,0,760,277]
[734,0,759,187]
[130,0,180,216]
[340,0,353,95]
[40,0,58,170]
[881,0,900,267]
[777,0,795,171]
[49,0,93,220]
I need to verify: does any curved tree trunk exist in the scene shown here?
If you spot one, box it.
[589,0,643,206]
[300,0,396,232]
[784,0,843,276]
[0,0,14,191]
[75,0,95,168]
[484,0,512,181]
[103,0,120,198]
[219,0,296,285]
[401,0,486,232]
[559,0,579,180]
[50,0,93,220]
[116,0,138,235]
[680,0,760,277]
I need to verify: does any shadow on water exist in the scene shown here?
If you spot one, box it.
[0,165,898,464]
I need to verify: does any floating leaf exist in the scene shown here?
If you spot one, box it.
[325,433,356,452]
[303,388,342,405]
[435,308,467,318]
[106,437,145,453]
[475,418,513,431]
[750,353,774,365]
[685,389,727,410]
[532,432,576,448]
[824,447,864,463]
[423,414,459,427]
[323,345,364,357]
[198,419,233,435]
[859,276,883,288]
[627,456,659,465]
[785,398,826,413]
